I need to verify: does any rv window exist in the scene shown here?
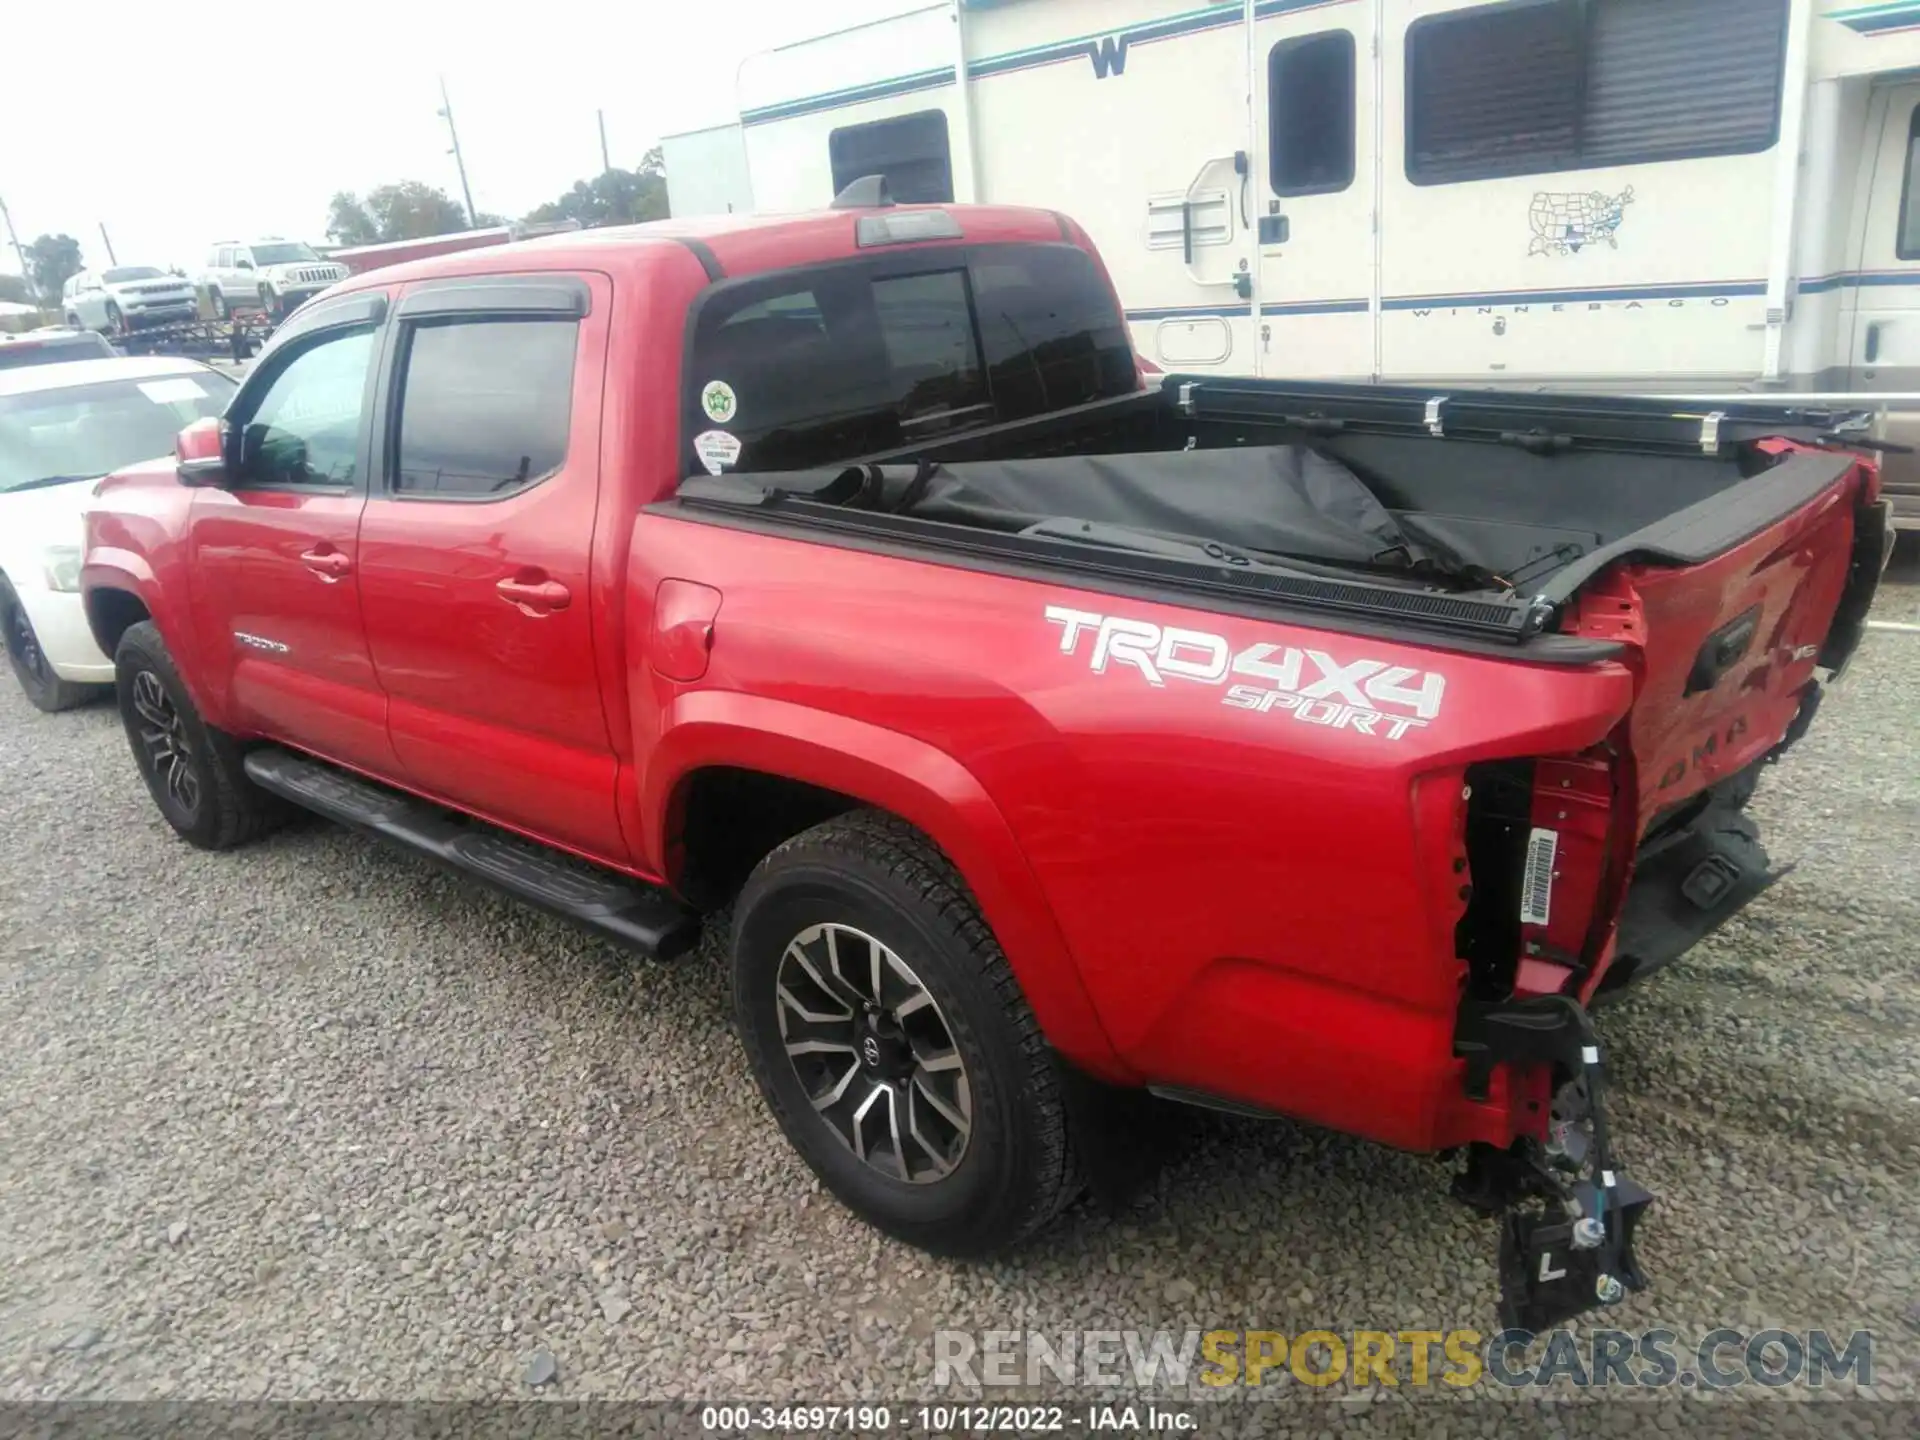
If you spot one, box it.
[1899,106,1920,262]
[683,244,1134,473]
[1269,31,1355,196]
[829,111,954,205]
[1407,0,1788,185]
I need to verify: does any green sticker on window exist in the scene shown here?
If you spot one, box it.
[700,380,738,424]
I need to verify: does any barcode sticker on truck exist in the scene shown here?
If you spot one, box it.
[1520,827,1558,928]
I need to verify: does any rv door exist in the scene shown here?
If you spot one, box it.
[1253,7,1375,381]
[1848,82,1920,524]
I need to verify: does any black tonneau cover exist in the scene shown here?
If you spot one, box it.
[670,378,1877,649]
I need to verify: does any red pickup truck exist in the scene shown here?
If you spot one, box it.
[82,190,1891,1331]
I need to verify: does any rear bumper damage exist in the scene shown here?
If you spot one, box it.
[1454,995,1654,1331]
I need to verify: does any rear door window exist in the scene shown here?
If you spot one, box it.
[683,243,1133,473]
[390,318,577,498]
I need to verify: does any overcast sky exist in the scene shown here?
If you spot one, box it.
[0,0,911,279]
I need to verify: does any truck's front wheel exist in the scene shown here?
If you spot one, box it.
[114,621,281,850]
[731,811,1080,1256]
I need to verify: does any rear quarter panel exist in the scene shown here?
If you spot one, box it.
[629,514,1639,1150]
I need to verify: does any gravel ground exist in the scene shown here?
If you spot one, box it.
[1,547,1916,1433]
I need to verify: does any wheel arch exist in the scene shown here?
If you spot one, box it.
[648,692,1130,1081]
[82,576,154,664]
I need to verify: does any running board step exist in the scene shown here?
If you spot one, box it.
[242,747,700,959]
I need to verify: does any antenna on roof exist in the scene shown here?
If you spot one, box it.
[831,175,895,210]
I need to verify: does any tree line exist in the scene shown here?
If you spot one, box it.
[326,147,667,246]
[8,149,672,306]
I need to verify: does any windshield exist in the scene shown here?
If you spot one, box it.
[103,266,167,283]
[247,243,318,265]
[0,370,236,492]
[0,332,115,372]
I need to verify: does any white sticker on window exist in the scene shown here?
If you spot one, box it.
[694,429,743,475]
[699,380,738,424]
[137,377,208,405]
[1520,827,1558,928]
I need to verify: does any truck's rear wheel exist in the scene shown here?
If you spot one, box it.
[731,811,1080,1256]
[114,621,281,850]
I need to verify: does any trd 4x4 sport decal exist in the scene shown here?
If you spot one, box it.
[1045,606,1447,742]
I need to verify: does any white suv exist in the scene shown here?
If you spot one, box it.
[200,239,346,321]
[62,266,199,337]
[0,355,234,710]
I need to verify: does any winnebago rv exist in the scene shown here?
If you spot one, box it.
[709,0,1920,526]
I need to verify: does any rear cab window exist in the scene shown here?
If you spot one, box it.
[683,242,1135,475]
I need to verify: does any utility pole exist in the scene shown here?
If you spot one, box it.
[98,222,118,266]
[598,110,612,174]
[437,74,478,228]
[0,195,31,293]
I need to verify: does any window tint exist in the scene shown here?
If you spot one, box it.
[1901,107,1920,262]
[1270,31,1355,195]
[1407,0,1787,185]
[392,318,576,498]
[872,270,989,429]
[685,243,1134,474]
[828,110,954,204]
[239,328,375,487]
[971,246,1137,419]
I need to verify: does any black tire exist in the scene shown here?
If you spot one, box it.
[259,287,279,321]
[113,620,281,850]
[104,301,125,338]
[209,288,229,320]
[731,810,1080,1256]
[0,576,94,713]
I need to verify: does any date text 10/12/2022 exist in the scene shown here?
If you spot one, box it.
[699,1406,1201,1433]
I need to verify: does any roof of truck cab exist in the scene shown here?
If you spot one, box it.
[329,205,1079,292]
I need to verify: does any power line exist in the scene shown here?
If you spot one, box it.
[438,75,478,227]
[0,195,31,287]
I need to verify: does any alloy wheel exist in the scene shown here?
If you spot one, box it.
[775,922,973,1183]
[131,670,201,816]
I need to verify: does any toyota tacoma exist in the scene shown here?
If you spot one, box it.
[81,189,1892,1330]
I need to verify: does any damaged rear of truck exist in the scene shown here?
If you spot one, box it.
[85,202,1889,1333]
[662,359,1891,1331]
